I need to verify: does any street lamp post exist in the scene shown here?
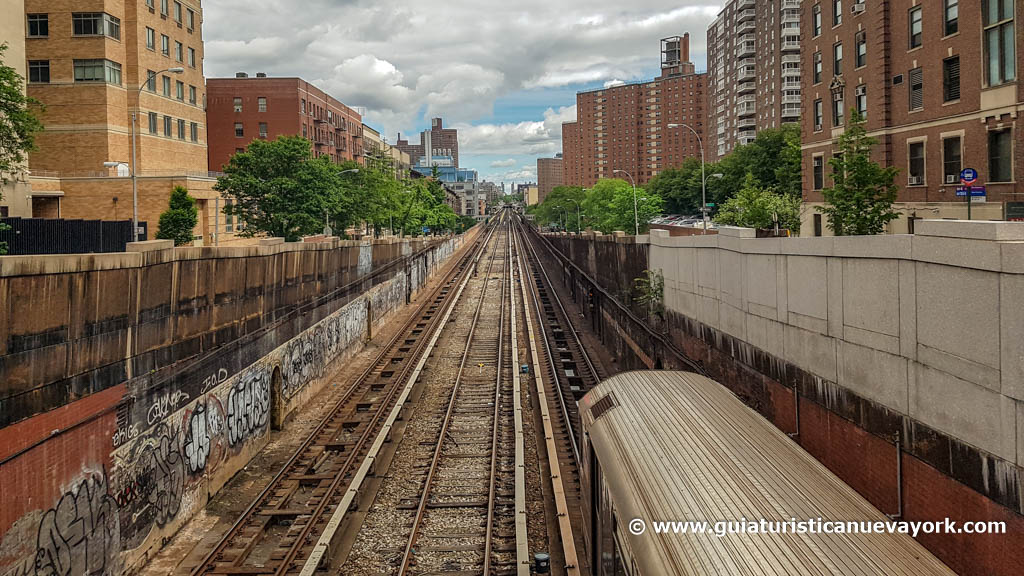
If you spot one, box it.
[612,169,639,235]
[566,198,582,233]
[556,206,568,232]
[668,123,708,233]
[131,67,184,242]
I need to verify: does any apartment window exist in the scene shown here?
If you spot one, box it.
[73,13,119,39]
[832,0,842,26]
[173,1,182,23]
[813,4,822,36]
[855,85,867,117]
[302,124,307,138]
[175,41,183,62]
[301,99,306,114]
[234,123,244,137]
[160,0,168,16]
[146,69,156,91]
[164,115,172,137]
[813,52,822,83]
[258,97,267,112]
[943,56,960,101]
[855,31,867,67]
[813,156,824,190]
[190,122,198,142]
[908,141,926,184]
[259,122,268,139]
[813,99,823,129]
[813,214,823,236]
[186,9,195,30]
[162,75,171,96]
[909,7,923,49]
[944,0,958,35]
[27,14,48,37]
[188,47,196,68]
[833,42,843,76]
[909,67,924,110]
[989,129,1013,182]
[189,85,197,104]
[146,27,155,50]
[984,0,1016,86]
[161,35,170,56]
[943,137,962,183]
[149,112,158,134]
[73,59,121,85]
[233,97,243,113]
[833,92,845,126]
[176,80,184,100]
[28,61,49,83]
[178,119,186,140]
[146,0,154,8]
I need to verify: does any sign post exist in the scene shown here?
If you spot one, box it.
[960,168,978,220]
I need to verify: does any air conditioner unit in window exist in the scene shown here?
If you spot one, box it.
[909,176,923,185]
[851,3,866,14]
[945,174,958,184]
[855,85,867,96]
[814,124,823,131]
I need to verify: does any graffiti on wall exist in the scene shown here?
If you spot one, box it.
[34,472,121,576]
[114,426,184,548]
[280,298,368,399]
[357,244,373,277]
[226,366,270,446]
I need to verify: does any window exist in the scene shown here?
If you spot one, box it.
[173,1,182,23]
[161,35,170,56]
[301,99,306,114]
[259,122,268,139]
[234,123,244,137]
[28,61,49,83]
[146,27,155,50]
[162,75,171,96]
[160,0,168,16]
[178,119,186,140]
[908,141,926,184]
[833,92,845,126]
[176,80,184,100]
[188,47,196,67]
[149,112,158,134]
[233,97,243,113]
[146,0,154,8]
[856,85,867,117]
[73,13,117,37]
[855,31,867,67]
[943,137,962,183]
[73,59,120,85]
[187,9,195,30]
[833,0,842,26]
[164,115,172,137]
[944,0,958,35]
[813,98,824,128]
[302,124,307,137]
[984,0,1015,86]
[813,52,822,83]
[989,129,1013,182]
[258,97,267,112]
[175,41,183,62]
[909,7,922,49]
[909,67,923,110]
[146,70,156,91]
[191,122,198,142]
[27,14,48,37]
[813,4,822,36]
[189,85,197,104]
[813,156,824,190]
[833,42,843,75]
[943,57,960,102]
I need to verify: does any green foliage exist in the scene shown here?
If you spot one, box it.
[633,269,665,321]
[818,110,900,236]
[583,179,662,234]
[532,186,585,230]
[0,43,44,185]
[156,186,199,246]
[714,174,801,233]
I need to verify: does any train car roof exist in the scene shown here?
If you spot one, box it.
[580,371,956,576]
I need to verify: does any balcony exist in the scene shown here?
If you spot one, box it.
[782,0,800,8]
[735,20,755,35]
[782,94,802,105]
[737,65,756,82]
[737,41,756,57]
[782,66,801,78]
[782,104,802,118]
[736,101,756,116]
[781,9,801,24]
[782,54,801,66]
[737,80,756,93]
[736,9,755,22]
[737,0,755,8]
[783,80,802,90]
[781,37,801,51]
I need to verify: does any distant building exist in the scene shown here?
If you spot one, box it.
[395,117,461,168]
[562,35,707,188]
[207,75,363,172]
[537,154,564,203]
[525,185,540,206]
[0,0,31,218]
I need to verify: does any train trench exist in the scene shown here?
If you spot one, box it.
[139,210,616,576]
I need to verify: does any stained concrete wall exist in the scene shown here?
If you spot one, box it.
[0,233,466,576]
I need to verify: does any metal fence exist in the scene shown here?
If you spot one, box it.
[0,218,148,255]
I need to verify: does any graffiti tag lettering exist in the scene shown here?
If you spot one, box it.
[34,473,120,576]
[226,368,269,446]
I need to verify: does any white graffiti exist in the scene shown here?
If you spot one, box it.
[182,404,210,474]
[146,390,191,425]
[200,368,229,393]
[111,424,139,448]
[227,368,270,446]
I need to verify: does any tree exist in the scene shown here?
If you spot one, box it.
[156,186,199,246]
[0,43,45,255]
[583,179,662,234]
[534,185,585,230]
[818,110,899,235]
[714,173,801,233]
[646,158,704,215]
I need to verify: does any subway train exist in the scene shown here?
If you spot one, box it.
[579,371,957,576]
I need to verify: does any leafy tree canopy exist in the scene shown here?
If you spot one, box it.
[714,173,801,233]
[156,186,199,246]
[0,43,44,184]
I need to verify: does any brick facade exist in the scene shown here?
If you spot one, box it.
[537,156,563,202]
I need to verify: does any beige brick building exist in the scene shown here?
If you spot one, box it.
[1,0,34,218]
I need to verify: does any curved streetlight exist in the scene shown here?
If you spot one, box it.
[668,122,709,233]
[612,169,639,235]
[565,198,582,233]
[131,67,184,242]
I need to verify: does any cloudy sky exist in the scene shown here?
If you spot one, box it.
[203,0,722,184]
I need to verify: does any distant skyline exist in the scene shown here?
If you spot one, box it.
[204,1,721,182]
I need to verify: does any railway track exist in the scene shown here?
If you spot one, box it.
[190,225,494,576]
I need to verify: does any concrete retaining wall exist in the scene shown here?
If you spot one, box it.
[0,233,465,576]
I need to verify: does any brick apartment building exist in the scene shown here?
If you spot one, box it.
[537,154,563,203]
[707,0,802,161]
[562,35,707,188]
[21,0,240,244]
[207,75,363,171]
[802,0,1024,235]
[395,117,460,168]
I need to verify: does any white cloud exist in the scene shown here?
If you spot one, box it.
[490,159,518,168]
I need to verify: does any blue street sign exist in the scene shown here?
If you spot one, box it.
[960,168,978,184]
[955,186,986,197]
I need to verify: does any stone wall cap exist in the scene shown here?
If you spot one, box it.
[915,219,1024,241]
[718,226,757,238]
[127,239,174,252]
[258,237,285,246]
